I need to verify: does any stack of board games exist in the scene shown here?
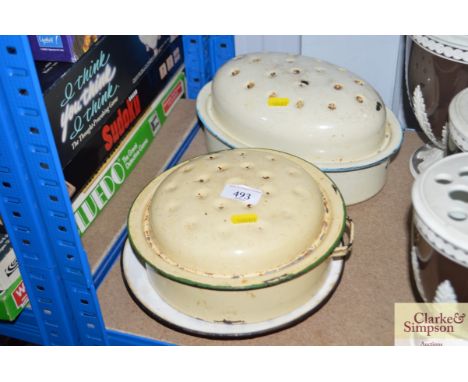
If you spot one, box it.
[34,36,186,234]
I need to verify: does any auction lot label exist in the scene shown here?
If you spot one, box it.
[395,303,468,346]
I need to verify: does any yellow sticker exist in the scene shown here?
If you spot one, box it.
[231,214,258,224]
[268,97,289,107]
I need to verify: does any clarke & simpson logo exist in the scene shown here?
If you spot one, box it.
[395,303,468,346]
[403,311,466,336]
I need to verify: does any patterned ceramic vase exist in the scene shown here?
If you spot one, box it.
[411,153,468,302]
[406,35,468,176]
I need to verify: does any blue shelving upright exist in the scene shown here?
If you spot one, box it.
[0,36,107,345]
[182,36,212,99]
[209,35,235,75]
[183,35,235,99]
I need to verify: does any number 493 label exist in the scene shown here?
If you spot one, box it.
[220,184,263,205]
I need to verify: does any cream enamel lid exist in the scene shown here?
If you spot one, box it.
[197,52,402,170]
[128,148,346,289]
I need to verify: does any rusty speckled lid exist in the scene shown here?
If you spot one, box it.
[128,148,347,290]
[197,52,402,170]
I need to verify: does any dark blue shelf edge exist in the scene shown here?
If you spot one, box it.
[106,328,174,346]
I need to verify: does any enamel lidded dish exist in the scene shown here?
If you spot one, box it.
[126,148,353,336]
[196,52,403,205]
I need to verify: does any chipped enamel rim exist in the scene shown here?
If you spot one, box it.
[128,148,347,290]
[196,82,403,172]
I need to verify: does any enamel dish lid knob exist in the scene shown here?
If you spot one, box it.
[128,148,348,290]
[197,52,402,169]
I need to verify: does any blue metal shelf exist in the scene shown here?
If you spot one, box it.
[209,35,235,75]
[183,36,212,99]
[0,36,107,345]
[183,35,236,99]
[106,328,174,346]
[0,35,233,345]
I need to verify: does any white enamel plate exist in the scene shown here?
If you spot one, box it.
[122,240,344,338]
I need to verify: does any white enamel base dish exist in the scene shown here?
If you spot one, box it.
[122,239,344,338]
[196,53,403,205]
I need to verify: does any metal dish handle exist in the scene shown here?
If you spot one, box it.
[331,217,354,258]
